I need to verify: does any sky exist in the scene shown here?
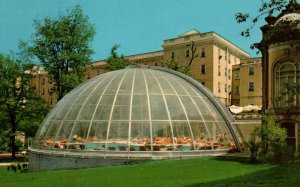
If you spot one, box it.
[0,0,277,61]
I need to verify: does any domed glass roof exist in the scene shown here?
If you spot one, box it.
[33,66,240,156]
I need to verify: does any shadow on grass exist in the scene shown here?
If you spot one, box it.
[186,162,300,187]
[186,166,299,187]
[211,154,260,165]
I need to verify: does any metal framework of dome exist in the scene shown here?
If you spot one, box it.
[31,65,241,158]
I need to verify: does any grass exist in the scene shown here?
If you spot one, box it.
[0,156,300,187]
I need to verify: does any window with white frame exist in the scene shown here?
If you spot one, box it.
[274,60,300,107]
[201,48,205,57]
[248,66,254,75]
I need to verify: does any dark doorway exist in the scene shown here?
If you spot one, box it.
[281,122,296,150]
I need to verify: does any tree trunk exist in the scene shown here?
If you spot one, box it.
[9,112,17,159]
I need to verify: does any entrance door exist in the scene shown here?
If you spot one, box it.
[281,122,296,150]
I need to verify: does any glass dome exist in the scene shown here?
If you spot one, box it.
[33,66,240,156]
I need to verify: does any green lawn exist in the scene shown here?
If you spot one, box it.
[0,156,299,187]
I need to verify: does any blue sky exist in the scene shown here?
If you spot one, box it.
[0,0,280,60]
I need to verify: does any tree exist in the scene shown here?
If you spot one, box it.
[257,110,287,162]
[164,41,198,76]
[31,5,96,100]
[106,45,131,71]
[0,53,48,158]
[235,0,290,37]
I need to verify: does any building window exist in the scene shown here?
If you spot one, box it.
[41,88,45,95]
[274,60,300,107]
[218,82,221,93]
[200,64,206,74]
[228,69,231,79]
[218,65,221,76]
[248,82,254,91]
[225,84,227,92]
[201,48,205,57]
[228,85,231,92]
[225,67,227,76]
[171,52,175,60]
[41,78,45,85]
[248,67,254,75]
[186,50,190,58]
[235,71,240,79]
[235,86,240,94]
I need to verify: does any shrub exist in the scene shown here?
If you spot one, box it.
[257,110,287,162]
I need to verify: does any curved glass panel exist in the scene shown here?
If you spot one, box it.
[33,67,239,154]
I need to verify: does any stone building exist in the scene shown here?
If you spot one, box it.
[31,29,250,108]
[162,29,249,105]
[231,57,262,107]
[259,0,300,150]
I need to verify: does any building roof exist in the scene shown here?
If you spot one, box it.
[178,29,201,37]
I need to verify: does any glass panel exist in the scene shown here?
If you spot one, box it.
[180,96,202,120]
[118,72,133,95]
[206,122,222,150]
[115,95,131,106]
[158,78,174,94]
[152,122,173,151]
[172,122,193,151]
[132,94,148,106]
[190,122,211,150]
[85,122,108,150]
[112,105,130,120]
[77,104,97,120]
[134,71,146,94]
[42,121,61,148]
[99,95,114,105]
[103,73,124,95]
[35,121,58,146]
[94,105,112,120]
[192,97,216,121]
[65,103,83,120]
[150,95,168,120]
[168,78,187,95]
[131,105,149,120]
[55,121,75,143]
[147,77,161,94]
[165,96,186,120]
[70,121,90,143]
[50,98,74,120]
[108,122,129,141]
[217,122,236,149]
[130,122,151,151]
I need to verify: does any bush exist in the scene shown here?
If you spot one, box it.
[257,110,287,163]
[7,162,28,173]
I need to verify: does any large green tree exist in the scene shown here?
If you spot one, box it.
[31,5,96,100]
[0,53,48,158]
